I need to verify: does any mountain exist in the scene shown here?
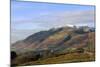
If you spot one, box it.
[11,26,95,54]
[11,26,95,66]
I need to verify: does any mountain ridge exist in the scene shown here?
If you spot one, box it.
[11,26,95,54]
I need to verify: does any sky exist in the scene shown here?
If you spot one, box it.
[11,0,95,43]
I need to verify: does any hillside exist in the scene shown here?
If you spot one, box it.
[11,26,95,66]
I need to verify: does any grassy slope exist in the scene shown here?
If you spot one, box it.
[21,52,95,66]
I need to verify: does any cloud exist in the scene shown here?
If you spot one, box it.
[12,9,95,29]
[29,9,95,28]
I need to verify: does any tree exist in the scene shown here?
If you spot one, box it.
[11,51,17,60]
